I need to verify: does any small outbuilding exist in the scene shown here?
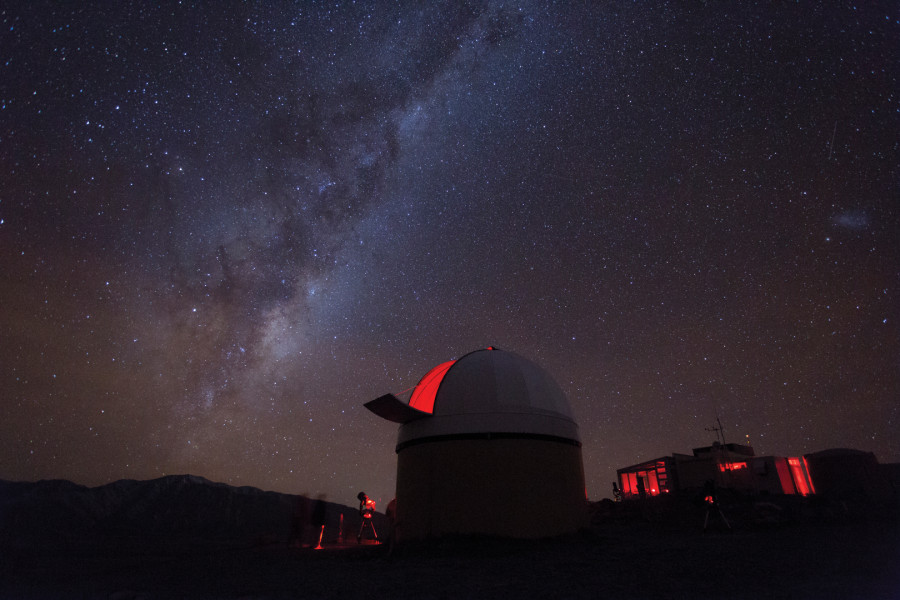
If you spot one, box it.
[804,448,897,507]
[365,347,587,540]
[616,442,816,499]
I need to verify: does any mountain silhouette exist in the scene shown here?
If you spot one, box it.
[0,475,381,545]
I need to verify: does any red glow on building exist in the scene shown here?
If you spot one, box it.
[408,360,455,414]
[718,461,748,472]
[618,460,671,498]
[775,458,797,494]
[616,443,824,500]
[802,456,816,495]
[788,457,813,496]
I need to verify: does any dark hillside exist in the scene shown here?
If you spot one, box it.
[0,476,381,545]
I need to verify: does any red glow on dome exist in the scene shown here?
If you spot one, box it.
[408,360,455,414]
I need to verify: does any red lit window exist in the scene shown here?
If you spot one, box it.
[788,457,812,496]
[775,459,796,494]
[803,457,816,494]
[628,472,638,496]
[718,462,747,472]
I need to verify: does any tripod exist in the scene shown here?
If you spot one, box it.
[358,514,378,543]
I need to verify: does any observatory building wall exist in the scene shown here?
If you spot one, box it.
[396,435,587,540]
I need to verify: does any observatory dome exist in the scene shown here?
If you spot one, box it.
[397,347,580,448]
[364,347,587,540]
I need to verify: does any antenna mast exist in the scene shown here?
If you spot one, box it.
[705,414,726,446]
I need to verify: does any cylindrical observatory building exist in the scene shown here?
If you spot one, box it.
[364,347,587,540]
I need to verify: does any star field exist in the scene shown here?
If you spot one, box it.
[1,2,898,506]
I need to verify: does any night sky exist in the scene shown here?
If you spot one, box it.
[2,2,898,508]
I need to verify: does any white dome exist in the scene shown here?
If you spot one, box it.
[397,348,580,447]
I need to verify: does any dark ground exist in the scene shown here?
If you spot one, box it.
[4,505,899,600]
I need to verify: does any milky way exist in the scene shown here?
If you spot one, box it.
[2,2,897,506]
